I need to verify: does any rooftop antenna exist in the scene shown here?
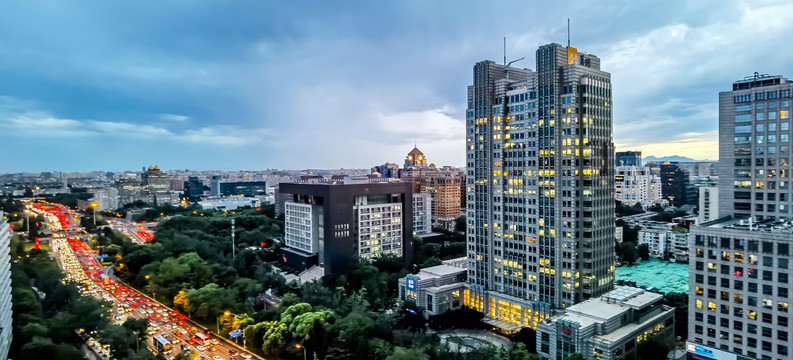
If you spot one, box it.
[567,18,571,47]
[503,37,506,66]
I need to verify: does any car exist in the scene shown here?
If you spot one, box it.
[240,354,252,359]
[195,345,206,352]
[210,339,220,345]
[228,350,239,356]
[181,344,189,351]
[212,356,223,360]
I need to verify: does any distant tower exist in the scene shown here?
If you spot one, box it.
[405,146,428,168]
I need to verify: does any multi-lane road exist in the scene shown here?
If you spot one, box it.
[36,202,260,360]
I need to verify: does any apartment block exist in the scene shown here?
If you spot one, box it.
[0,212,12,359]
[688,217,792,359]
[615,166,662,209]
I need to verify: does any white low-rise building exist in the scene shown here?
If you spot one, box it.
[615,166,662,209]
[537,286,675,360]
[638,226,689,258]
[398,258,467,317]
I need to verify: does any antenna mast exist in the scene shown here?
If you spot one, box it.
[503,37,506,66]
[567,18,571,47]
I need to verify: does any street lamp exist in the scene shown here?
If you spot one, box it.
[296,343,307,360]
[90,202,98,226]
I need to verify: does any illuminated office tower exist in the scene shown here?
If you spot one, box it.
[719,74,793,219]
[464,43,615,329]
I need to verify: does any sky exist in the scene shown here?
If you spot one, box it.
[2,0,793,173]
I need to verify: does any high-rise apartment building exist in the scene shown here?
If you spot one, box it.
[616,151,642,167]
[280,180,413,275]
[615,166,662,208]
[687,218,792,360]
[719,74,793,220]
[648,161,690,206]
[464,43,615,328]
[0,212,13,359]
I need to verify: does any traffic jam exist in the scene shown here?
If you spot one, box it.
[37,202,254,360]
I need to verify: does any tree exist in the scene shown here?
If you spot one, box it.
[454,216,466,233]
[638,243,650,261]
[386,346,429,360]
[620,242,639,264]
[565,353,585,360]
[173,290,190,316]
[495,343,536,360]
[261,321,288,356]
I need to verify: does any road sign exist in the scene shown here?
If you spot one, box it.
[229,329,242,338]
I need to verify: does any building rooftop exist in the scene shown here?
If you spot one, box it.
[703,216,793,234]
[561,286,662,324]
[419,264,467,278]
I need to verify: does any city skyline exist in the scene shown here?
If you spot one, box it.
[2,1,793,173]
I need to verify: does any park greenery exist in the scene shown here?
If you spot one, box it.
[9,239,158,360]
[97,206,535,359]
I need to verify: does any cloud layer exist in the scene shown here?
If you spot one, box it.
[1,0,792,171]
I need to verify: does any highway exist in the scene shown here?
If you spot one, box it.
[35,202,261,360]
[107,218,154,244]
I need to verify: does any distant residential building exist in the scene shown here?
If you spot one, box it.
[688,217,793,360]
[210,175,221,196]
[537,286,675,360]
[400,147,463,231]
[637,227,688,259]
[197,197,261,210]
[183,175,205,200]
[141,165,170,205]
[615,151,642,167]
[219,181,268,197]
[0,212,12,359]
[615,166,662,208]
[168,178,185,191]
[280,180,413,275]
[398,258,467,317]
[116,176,145,206]
[91,187,119,210]
[413,193,432,235]
[718,74,793,220]
[698,186,719,223]
[648,161,690,206]
[371,163,400,179]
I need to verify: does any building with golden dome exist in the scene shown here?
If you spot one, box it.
[405,146,428,168]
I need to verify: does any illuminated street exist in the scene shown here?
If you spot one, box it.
[36,202,259,360]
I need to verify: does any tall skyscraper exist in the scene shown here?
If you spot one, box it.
[464,43,615,328]
[719,74,793,220]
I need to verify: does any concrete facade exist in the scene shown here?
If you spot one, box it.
[718,74,793,220]
[688,217,793,359]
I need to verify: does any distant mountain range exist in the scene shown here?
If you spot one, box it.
[643,155,713,163]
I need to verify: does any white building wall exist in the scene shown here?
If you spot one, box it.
[357,202,403,258]
[284,201,317,253]
[0,212,13,360]
[698,186,719,223]
[638,229,667,257]
[615,166,662,209]
[413,193,432,235]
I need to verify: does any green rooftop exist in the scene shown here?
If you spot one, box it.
[615,258,689,294]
